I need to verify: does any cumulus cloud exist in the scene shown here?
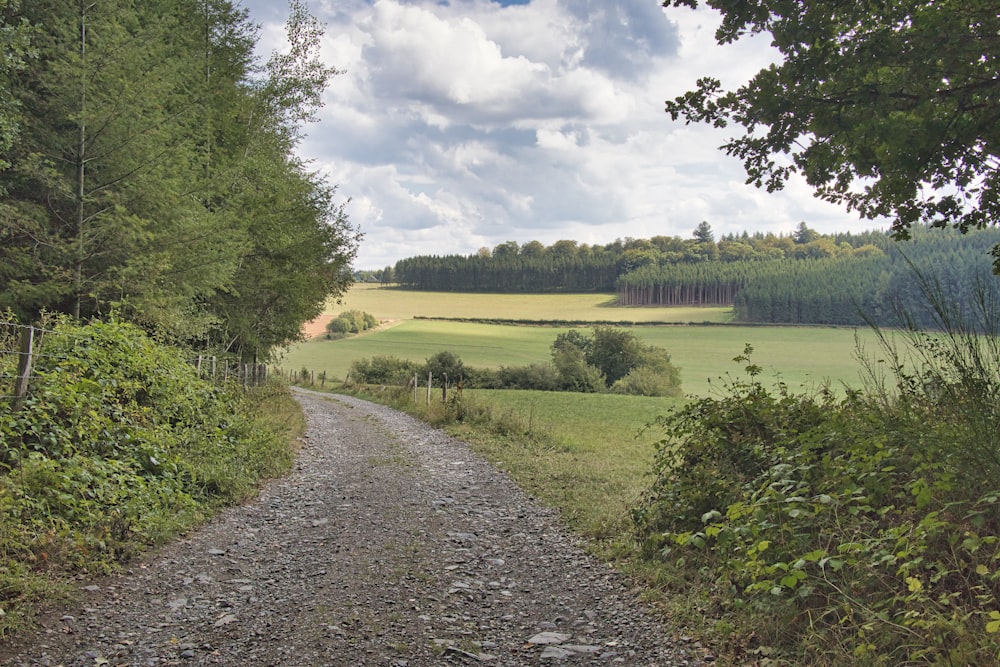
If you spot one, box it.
[244,0,881,268]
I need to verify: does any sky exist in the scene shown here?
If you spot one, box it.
[240,0,886,269]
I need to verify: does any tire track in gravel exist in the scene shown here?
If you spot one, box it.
[1,390,706,666]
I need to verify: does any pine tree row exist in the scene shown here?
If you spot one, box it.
[0,0,358,361]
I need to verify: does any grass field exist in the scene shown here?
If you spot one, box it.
[282,318,877,397]
[451,389,682,539]
[317,283,733,323]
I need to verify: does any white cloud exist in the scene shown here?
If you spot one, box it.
[244,0,883,269]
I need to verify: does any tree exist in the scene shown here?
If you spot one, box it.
[2,0,225,322]
[0,0,34,172]
[0,0,357,360]
[424,351,464,386]
[693,221,715,244]
[551,330,603,391]
[793,222,819,245]
[520,240,545,257]
[663,0,1000,266]
[585,327,647,387]
[492,240,520,259]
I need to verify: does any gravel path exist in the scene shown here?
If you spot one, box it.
[1,390,706,666]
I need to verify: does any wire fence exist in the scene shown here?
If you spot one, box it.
[0,321,268,410]
[0,322,49,409]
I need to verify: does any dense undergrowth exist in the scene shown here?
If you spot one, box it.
[0,317,301,637]
[633,323,1000,664]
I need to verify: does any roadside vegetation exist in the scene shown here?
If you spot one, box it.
[0,317,302,638]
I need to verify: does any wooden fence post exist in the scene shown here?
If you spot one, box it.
[426,371,432,405]
[413,373,418,402]
[12,326,35,410]
[442,372,448,401]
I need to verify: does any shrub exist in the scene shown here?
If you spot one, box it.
[496,363,562,391]
[0,317,294,636]
[612,365,682,397]
[325,309,379,338]
[632,343,1000,664]
[423,351,464,386]
[552,345,604,392]
[348,355,418,385]
[551,326,681,393]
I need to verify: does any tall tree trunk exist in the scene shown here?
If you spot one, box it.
[73,1,89,319]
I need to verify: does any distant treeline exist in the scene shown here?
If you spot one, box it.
[387,224,1000,329]
[733,227,1000,328]
[390,225,889,293]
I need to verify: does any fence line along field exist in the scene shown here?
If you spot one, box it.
[285,285,878,397]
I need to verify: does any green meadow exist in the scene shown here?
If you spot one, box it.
[450,389,678,538]
[283,318,876,397]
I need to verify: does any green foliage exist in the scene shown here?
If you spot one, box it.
[693,221,715,244]
[423,350,464,386]
[551,344,605,393]
[0,0,34,172]
[492,363,563,392]
[348,355,418,385]
[344,327,681,397]
[393,229,891,293]
[584,326,647,386]
[662,0,1000,267]
[633,341,1000,663]
[326,309,379,338]
[731,227,1000,327]
[612,364,682,398]
[551,326,682,396]
[0,0,357,358]
[0,318,295,636]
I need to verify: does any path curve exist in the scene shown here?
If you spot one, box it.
[1,390,705,666]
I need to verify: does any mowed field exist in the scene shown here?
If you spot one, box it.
[310,283,735,323]
[283,284,877,396]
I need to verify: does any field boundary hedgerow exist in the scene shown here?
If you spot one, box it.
[411,315,866,329]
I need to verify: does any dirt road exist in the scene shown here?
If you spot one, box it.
[1,390,704,666]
